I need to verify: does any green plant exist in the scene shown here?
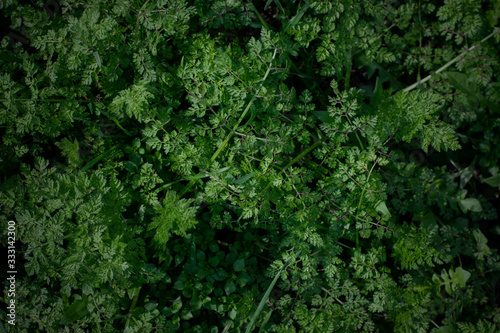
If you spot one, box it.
[1,0,500,332]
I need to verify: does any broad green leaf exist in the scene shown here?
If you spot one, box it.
[459,198,482,213]
[173,279,184,290]
[172,297,183,313]
[233,258,245,272]
[61,296,89,324]
[181,309,193,320]
[370,76,384,106]
[355,53,404,89]
[228,308,237,320]
[312,110,335,123]
[131,306,145,317]
[375,200,391,218]
[237,107,256,131]
[432,325,457,333]
[237,272,252,287]
[209,256,220,267]
[449,267,471,289]
[144,302,157,311]
[459,165,475,189]
[258,310,274,333]
[190,294,203,311]
[484,173,500,187]
[225,281,237,296]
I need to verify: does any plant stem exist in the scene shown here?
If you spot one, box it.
[99,109,133,136]
[124,287,141,332]
[179,48,278,197]
[79,144,120,173]
[404,27,499,92]
[259,141,321,196]
[345,52,352,89]
[354,159,378,248]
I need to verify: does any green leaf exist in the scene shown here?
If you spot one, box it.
[312,110,335,123]
[61,296,89,324]
[234,172,257,185]
[144,302,157,311]
[172,297,183,313]
[56,138,81,166]
[370,76,384,106]
[459,198,482,213]
[181,309,193,320]
[375,200,391,218]
[245,251,300,333]
[473,229,492,260]
[237,272,252,287]
[432,325,457,333]
[449,267,471,289]
[173,279,185,290]
[237,108,257,131]
[283,3,310,32]
[459,165,475,189]
[209,256,220,267]
[93,51,101,68]
[484,174,500,187]
[355,53,404,89]
[80,144,120,173]
[233,258,245,272]
[228,308,238,320]
[225,281,237,296]
[190,294,203,311]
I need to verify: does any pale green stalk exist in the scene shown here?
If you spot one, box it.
[404,27,499,92]
[354,159,378,248]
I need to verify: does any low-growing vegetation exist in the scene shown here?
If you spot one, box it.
[1,0,500,332]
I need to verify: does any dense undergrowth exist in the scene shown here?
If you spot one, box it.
[1,0,500,332]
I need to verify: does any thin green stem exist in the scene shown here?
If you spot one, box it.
[259,141,321,196]
[345,52,352,89]
[124,287,141,332]
[250,4,271,31]
[179,48,278,197]
[344,113,365,150]
[430,319,440,329]
[354,159,378,248]
[79,144,120,173]
[99,109,133,136]
[404,27,499,92]
[321,287,344,305]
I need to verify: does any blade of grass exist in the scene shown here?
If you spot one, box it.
[98,107,133,137]
[245,251,300,333]
[258,310,273,333]
[282,3,310,32]
[79,144,120,173]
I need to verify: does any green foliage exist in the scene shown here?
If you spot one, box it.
[148,190,198,249]
[1,0,499,332]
